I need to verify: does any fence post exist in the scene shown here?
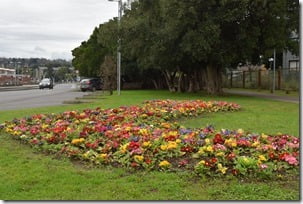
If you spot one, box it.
[258,70,261,90]
[230,72,233,88]
[242,71,245,88]
[278,70,281,90]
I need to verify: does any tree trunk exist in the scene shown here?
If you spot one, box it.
[163,70,176,92]
[187,74,194,93]
[152,79,159,89]
[206,64,223,95]
[177,72,183,92]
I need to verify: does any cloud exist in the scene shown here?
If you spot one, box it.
[0,0,120,60]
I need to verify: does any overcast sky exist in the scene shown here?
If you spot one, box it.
[0,0,122,60]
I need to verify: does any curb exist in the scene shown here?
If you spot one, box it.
[0,85,39,92]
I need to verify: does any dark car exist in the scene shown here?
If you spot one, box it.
[80,78,102,92]
[39,78,54,89]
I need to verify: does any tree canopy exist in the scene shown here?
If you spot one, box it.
[71,0,299,95]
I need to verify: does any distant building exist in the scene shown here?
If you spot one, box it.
[0,67,31,86]
[282,31,300,70]
[282,51,299,70]
[0,68,15,85]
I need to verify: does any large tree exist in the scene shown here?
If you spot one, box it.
[72,0,299,95]
[72,26,106,77]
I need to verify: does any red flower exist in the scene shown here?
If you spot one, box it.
[128,141,140,150]
[237,139,251,147]
[30,138,39,144]
[213,133,225,144]
[226,152,236,160]
[292,151,299,157]
[205,161,211,167]
[278,152,288,160]
[131,162,138,167]
[210,157,217,164]
[178,159,189,167]
[80,131,88,138]
[165,135,176,141]
[181,146,193,153]
[232,169,238,176]
[268,152,275,159]
[145,159,152,164]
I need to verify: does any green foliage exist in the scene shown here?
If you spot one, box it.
[72,27,107,77]
[71,0,299,95]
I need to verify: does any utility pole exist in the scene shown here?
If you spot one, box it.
[108,0,122,96]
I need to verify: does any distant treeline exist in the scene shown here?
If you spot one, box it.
[0,57,72,69]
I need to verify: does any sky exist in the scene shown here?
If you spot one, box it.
[0,0,122,60]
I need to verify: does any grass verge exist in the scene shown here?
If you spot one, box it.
[0,90,300,200]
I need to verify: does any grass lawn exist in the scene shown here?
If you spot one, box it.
[224,87,299,97]
[0,90,300,200]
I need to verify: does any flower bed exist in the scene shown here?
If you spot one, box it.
[0,99,299,178]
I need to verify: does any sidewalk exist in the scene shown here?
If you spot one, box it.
[224,89,300,104]
[0,84,38,92]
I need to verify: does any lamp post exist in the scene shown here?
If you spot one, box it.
[108,0,122,96]
[268,57,274,93]
[273,49,276,93]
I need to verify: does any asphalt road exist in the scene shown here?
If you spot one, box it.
[0,83,88,111]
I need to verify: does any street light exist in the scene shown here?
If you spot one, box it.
[268,56,275,93]
[108,0,122,96]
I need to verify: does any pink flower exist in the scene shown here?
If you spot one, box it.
[260,164,268,169]
[284,155,298,165]
[213,143,227,151]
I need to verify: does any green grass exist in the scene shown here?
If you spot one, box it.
[224,87,299,97]
[0,90,300,200]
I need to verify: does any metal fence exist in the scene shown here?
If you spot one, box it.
[223,69,300,91]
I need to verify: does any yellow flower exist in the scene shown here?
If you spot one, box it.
[261,133,268,139]
[143,141,151,148]
[141,113,148,118]
[160,144,168,151]
[99,153,107,159]
[167,141,177,150]
[71,138,85,145]
[120,143,129,153]
[258,155,267,164]
[82,151,90,159]
[159,160,171,167]
[224,138,237,148]
[134,155,144,162]
[161,123,171,129]
[139,128,149,136]
[259,155,266,161]
[205,138,210,144]
[216,152,224,157]
[237,129,244,134]
[176,139,181,143]
[206,145,213,153]
[251,141,260,147]
[168,131,178,136]
[80,118,89,123]
[198,147,204,155]
[13,131,21,136]
[198,160,205,165]
[217,163,228,174]
[42,124,49,129]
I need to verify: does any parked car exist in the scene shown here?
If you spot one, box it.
[39,78,53,89]
[80,78,102,92]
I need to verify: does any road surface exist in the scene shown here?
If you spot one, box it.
[0,83,88,110]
